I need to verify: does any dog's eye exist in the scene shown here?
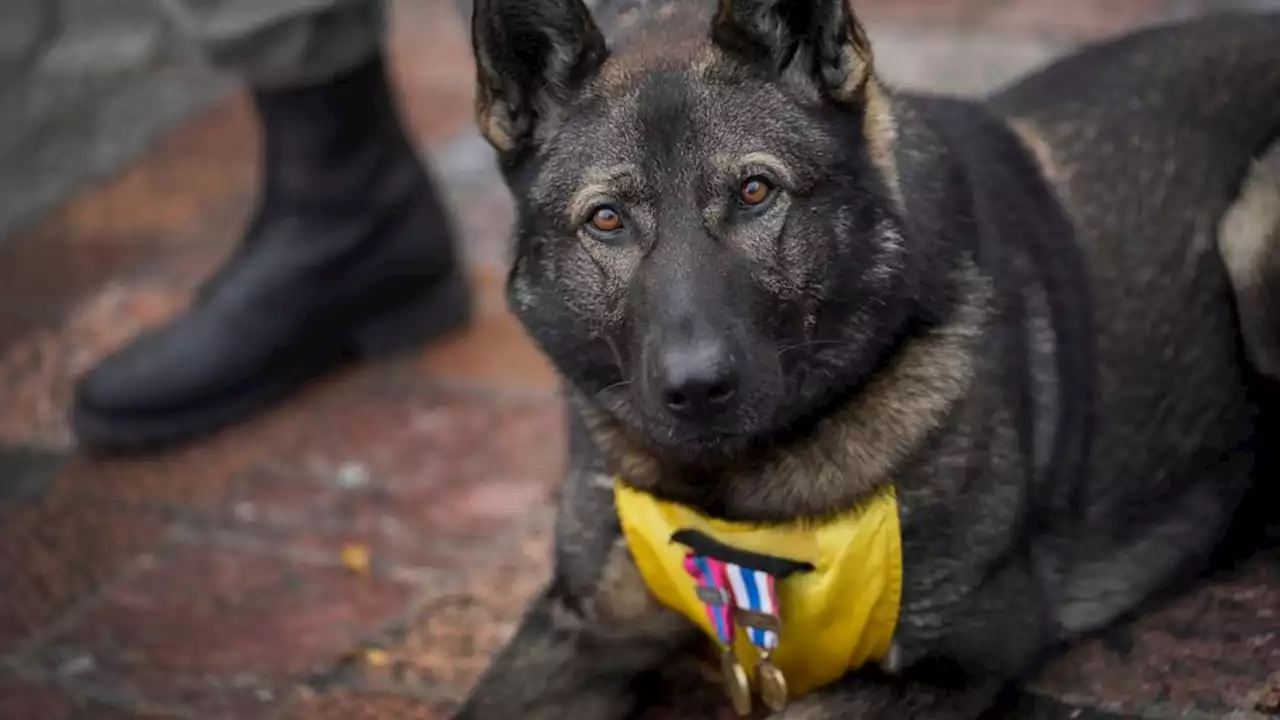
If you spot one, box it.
[738,177,774,207]
[586,205,624,234]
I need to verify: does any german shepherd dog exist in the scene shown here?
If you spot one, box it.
[456,0,1280,717]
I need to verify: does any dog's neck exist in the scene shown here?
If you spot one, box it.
[579,263,993,523]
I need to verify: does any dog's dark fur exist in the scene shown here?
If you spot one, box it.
[456,0,1280,717]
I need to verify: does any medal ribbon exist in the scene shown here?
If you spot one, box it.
[724,563,781,651]
[683,552,789,715]
[682,553,735,646]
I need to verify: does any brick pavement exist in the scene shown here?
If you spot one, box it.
[0,1,1277,718]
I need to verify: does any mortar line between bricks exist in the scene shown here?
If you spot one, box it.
[263,677,466,720]
[3,525,184,666]
[0,660,198,719]
[82,483,505,565]
[5,524,470,720]
[260,577,491,717]
[165,523,481,589]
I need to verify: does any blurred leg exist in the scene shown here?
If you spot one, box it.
[71,0,471,453]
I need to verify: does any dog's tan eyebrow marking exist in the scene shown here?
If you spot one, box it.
[713,151,795,186]
[569,164,642,222]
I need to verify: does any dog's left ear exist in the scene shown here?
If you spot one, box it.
[712,0,874,104]
[472,0,609,155]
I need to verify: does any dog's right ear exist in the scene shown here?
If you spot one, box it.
[472,0,609,155]
[712,0,874,105]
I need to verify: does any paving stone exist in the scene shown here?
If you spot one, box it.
[0,368,356,536]
[0,492,166,656]
[219,390,565,569]
[29,543,417,717]
[0,675,77,718]
[0,674,157,719]
[362,511,554,696]
[356,509,727,716]
[0,445,67,509]
[243,389,565,496]
[277,690,450,719]
[1029,551,1280,717]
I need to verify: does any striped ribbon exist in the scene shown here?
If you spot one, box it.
[682,553,735,646]
[725,563,780,651]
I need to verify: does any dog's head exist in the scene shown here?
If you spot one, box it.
[473,0,915,464]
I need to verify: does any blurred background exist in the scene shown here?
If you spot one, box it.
[0,0,1277,718]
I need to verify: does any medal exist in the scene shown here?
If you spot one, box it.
[725,563,790,713]
[756,654,789,712]
[682,553,752,716]
[679,531,810,716]
[720,646,753,716]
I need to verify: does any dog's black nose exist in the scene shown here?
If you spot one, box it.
[657,340,740,419]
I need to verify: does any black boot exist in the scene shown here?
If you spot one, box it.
[71,56,472,452]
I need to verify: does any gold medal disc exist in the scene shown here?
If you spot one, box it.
[757,657,789,712]
[720,648,753,717]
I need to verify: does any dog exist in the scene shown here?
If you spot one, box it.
[454,0,1280,717]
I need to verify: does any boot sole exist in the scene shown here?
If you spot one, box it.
[70,270,473,454]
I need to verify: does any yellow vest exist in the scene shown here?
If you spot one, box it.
[614,479,903,697]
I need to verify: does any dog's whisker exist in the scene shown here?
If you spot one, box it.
[597,379,632,397]
[777,339,847,357]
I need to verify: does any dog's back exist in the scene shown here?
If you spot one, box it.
[982,13,1280,633]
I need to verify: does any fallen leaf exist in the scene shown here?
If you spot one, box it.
[342,543,372,574]
[363,649,391,668]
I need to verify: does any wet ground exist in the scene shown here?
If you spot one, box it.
[0,0,1277,717]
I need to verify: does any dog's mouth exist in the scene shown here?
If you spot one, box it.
[587,371,786,462]
[645,416,768,459]
[578,325,893,464]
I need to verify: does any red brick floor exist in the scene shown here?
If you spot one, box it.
[1,1,1277,719]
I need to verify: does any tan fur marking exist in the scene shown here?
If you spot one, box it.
[597,59,638,95]
[1007,117,1068,190]
[832,50,873,105]
[863,80,903,210]
[712,151,797,187]
[593,539,661,625]
[762,262,990,502]
[1218,143,1280,378]
[582,263,993,518]
[692,45,718,76]
[477,95,516,154]
[827,13,875,102]
[563,164,642,223]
